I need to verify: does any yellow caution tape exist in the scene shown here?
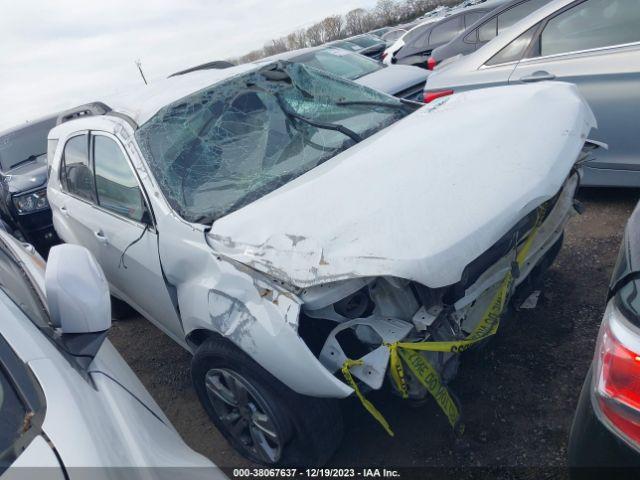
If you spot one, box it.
[341,359,394,436]
[398,347,463,434]
[344,206,548,436]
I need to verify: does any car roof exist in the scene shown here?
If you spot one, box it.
[168,60,235,78]
[403,0,506,38]
[463,0,554,31]
[84,63,261,128]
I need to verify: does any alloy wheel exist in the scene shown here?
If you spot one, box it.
[205,368,283,464]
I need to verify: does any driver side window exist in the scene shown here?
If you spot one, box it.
[60,134,96,203]
[93,135,147,223]
[539,0,640,57]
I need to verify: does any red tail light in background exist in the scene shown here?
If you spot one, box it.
[423,89,454,104]
[594,302,640,448]
[381,52,388,61]
[427,57,437,70]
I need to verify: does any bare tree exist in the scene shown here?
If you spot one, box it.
[305,22,325,46]
[345,8,368,35]
[321,15,344,41]
[234,0,460,64]
[263,37,288,57]
[375,0,398,26]
[239,49,265,63]
[286,29,308,50]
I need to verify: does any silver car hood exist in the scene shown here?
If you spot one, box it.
[354,64,429,95]
[208,82,595,289]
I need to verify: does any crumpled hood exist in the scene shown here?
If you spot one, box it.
[208,82,595,289]
[355,65,429,96]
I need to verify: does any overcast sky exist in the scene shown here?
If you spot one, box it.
[0,0,378,131]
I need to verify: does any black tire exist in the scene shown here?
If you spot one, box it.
[192,335,343,467]
[110,296,137,320]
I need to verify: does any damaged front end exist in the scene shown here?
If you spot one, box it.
[293,172,579,419]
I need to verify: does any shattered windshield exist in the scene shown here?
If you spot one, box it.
[291,49,383,80]
[135,62,414,223]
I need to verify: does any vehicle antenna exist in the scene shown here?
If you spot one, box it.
[135,59,148,85]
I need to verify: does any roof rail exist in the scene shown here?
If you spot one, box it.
[168,60,235,78]
[55,102,112,125]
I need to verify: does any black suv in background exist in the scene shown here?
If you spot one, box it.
[0,115,59,255]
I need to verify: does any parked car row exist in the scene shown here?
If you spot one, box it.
[383,0,509,67]
[0,0,638,474]
[255,46,429,102]
[424,0,640,186]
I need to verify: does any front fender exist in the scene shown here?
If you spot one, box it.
[178,270,353,399]
[158,225,352,399]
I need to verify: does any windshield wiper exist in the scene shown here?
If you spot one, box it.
[334,100,415,111]
[275,94,363,144]
[10,153,45,170]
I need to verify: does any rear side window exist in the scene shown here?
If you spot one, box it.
[465,12,485,28]
[497,0,548,32]
[478,0,548,44]
[540,0,640,56]
[478,17,497,42]
[93,136,146,223]
[61,134,95,203]
[429,18,464,45]
[485,25,538,65]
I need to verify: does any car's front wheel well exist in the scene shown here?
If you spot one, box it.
[185,328,222,351]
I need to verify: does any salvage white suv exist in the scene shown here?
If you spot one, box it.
[47,61,595,466]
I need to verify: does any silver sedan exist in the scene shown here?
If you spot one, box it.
[424,0,640,187]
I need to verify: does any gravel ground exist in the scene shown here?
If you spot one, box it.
[109,187,639,477]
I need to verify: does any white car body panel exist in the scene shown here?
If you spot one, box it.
[208,82,595,288]
[47,75,593,400]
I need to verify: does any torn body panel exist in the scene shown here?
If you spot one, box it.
[155,221,353,398]
[302,173,579,398]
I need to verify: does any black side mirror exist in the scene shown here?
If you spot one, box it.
[141,206,153,226]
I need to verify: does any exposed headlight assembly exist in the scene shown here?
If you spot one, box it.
[13,189,49,214]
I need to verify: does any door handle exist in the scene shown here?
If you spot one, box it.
[93,230,109,244]
[519,71,556,83]
[60,206,69,216]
